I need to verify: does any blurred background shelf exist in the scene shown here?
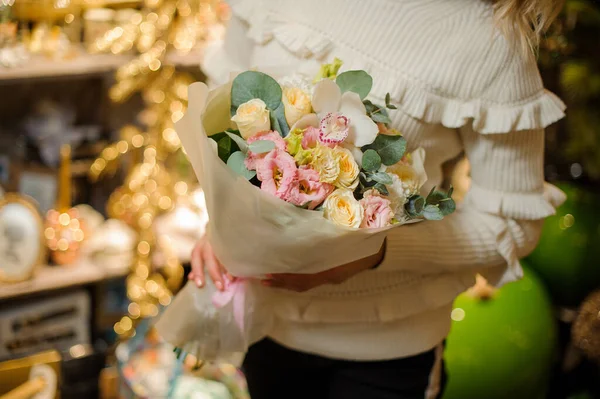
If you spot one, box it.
[0,50,203,83]
[0,261,129,301]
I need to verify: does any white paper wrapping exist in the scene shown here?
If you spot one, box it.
[156,81,426,361]
[173,81,423,277]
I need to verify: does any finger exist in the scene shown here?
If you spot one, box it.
[205,245,225,291]
[190,243,205,288]
[220,263,234,282]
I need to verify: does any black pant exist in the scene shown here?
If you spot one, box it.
[242,339,446,399]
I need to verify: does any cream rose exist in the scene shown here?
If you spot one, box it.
[231,99,271,139]
[282,87,312,127]
[386,163,419,192]
[311,144,340,184]
[323,188,363,228]
[333,147,359,190]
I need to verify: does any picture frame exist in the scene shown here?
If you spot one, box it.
[0,193,46,283]
[17,166,58,214]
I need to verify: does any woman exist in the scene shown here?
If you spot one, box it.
[189,0,567,397]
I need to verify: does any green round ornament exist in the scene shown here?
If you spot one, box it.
[443,266,557,399]
[526,182,600,307]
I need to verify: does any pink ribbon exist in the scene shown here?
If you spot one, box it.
[211,277,247,333]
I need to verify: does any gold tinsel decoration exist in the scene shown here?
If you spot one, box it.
[572,289,600,363]
[88,0,227,338]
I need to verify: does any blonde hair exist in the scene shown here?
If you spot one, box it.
[493,0,564,54]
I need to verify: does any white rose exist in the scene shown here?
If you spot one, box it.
[282,87,312,127]
[231,99,271,139]
[333,147,359,190]
[323,188,363,228]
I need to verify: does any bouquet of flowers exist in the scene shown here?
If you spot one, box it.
[156,60,456,363]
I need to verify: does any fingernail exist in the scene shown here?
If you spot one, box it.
[215,281,223,291]
[196,278,203,287]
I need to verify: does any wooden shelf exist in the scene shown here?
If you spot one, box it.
[0,260,129,301]
[0,49,203,83]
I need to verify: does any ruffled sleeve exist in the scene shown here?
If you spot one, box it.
[378,124,566,287]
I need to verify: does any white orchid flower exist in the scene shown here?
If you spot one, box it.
[310,78,379,147]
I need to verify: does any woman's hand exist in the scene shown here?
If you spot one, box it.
[262,241,386,292]
[188,237,232,291]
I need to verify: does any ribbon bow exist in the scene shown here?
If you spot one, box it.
[211,277,247,333]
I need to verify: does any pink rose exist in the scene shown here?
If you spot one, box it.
[256,150,298,201]
[359,190,394,228]
[245,131,287,170]
[301,126,335,150]
[290,167,334,209]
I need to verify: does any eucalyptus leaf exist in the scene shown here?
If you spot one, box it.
[336,70,373,100]
[370,112,393,124]
[248,139,276,154]
[386,104,397,110]
[385,92,391,105]
[426,190,448,205]
[438,198,456,216]
[224,131,248,153]
[362,134,407,166]
[231,71,282,115]
[217,137,232,163]
[226,151,256,180]
[423,204,444,221]
[371,172,393,185]
[406,195,425,217]
[272,103,290,137]
[362,149,382,172]
[373,183,389,196]
[269,111,281,135]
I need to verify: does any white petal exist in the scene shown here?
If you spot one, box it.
[346,112,379,147]
[339,91,367,115]
[410,147,428,190]
[290,113,319,131]
[311,78,341,114]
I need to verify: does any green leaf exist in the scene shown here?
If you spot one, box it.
[386,104,397,110]
[362,149,382,172]
[269,110,281,135]
[423,204,444,221]
[248,139,276,154]
[447,185,454,198]
[224,131,248,153]
[373,183,389,196]
[405,195,425,217]
[231,71,282,115]
[370,172,393,185]
[217,137,232,163]
[370,112,393,124]
[226,151,256,180]
[362,134,407,166]
[438,198,456,216]
[272,103,290,137]
[336,70,373,100]
[385,92,391,105]
[426,190,447,205]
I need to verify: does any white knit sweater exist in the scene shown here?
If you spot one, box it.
[202,0,567,360]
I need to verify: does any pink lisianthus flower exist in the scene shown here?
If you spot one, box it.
[244,131,287,170]
[290,167,334,209]
[301,126,336,150]
[256,150,298,201]
[359,190,394,228]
